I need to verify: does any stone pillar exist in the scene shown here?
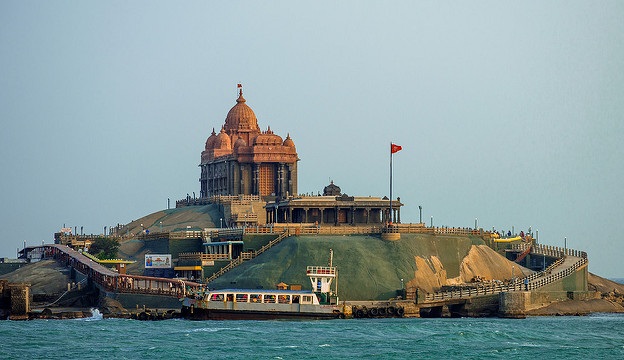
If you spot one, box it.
[252,164,259,195]
[278,163,285,198]
[9,283,30,319]
[288,162,298,197]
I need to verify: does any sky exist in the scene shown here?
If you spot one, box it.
[1,1,623,277]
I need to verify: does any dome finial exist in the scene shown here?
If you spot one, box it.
[237,83,243,100]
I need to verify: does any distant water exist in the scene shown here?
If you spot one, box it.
[2,314,624,359]
[611,278,624,285]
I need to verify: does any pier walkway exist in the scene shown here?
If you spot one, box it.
[25,244,202,298]
[419,243,587,304]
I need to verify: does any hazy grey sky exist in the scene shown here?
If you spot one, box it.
[1,1,622,277]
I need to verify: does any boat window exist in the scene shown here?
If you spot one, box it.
[292,295,300,304]
[301,295,313,304]
[263,294,276,303]
[226,293,234,302]
[250,294,261,303]
[278,295,290,304]
[210,293,224,301]
[235,293,248,302]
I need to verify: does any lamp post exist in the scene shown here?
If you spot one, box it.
[220,218,223,228]
[475,218,478,230]
[430,216,434,228]
[160,221,163,232]
[512,265,515,283]
[564,237,567,253]
[418,206,422,224]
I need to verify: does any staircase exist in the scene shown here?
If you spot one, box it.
[204,229,291,284]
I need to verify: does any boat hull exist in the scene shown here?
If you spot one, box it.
[181,305,342,320]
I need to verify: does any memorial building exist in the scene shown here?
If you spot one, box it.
[199,87,298,199]
[194,86,402,226]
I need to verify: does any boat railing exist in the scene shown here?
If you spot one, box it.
[306,266,336,276]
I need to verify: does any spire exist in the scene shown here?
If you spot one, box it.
[237,83,244,102]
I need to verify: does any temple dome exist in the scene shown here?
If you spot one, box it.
[224,90,260,133]
[253,126,283,146]
[214,127,232,150]
[233,137,247,150]
[205,128,217,150]
[283,133,295,148]
[323,181,341,196]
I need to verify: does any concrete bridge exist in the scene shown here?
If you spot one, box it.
[22,244,202,309]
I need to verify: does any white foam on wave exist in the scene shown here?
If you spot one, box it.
[189,327,242,333]
[84,308,103,321]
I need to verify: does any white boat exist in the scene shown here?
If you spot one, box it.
[181,288,343,320]
[181,250,343,320]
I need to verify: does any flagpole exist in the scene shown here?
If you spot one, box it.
[389,142,393,225]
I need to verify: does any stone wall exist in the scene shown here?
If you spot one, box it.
[8,283,31,316]
[105,292,182,310]
[499,289,595,317]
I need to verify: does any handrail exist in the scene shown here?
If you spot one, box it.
[25,244,203,298]
[423,245,588,302]
[204,229,291,283]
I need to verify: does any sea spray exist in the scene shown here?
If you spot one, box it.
[82,308,103,321]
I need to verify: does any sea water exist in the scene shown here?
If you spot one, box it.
[1,314,623,359]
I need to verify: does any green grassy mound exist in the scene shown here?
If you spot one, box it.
[209,234,487,300]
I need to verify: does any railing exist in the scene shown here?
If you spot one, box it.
[231,213,258,222]
[423,244,588,302]
[31,244,202,298]
[175,194,262,208]
[207,228,245,239]
[244,225,383,236]
[512,243,587,259]
[306,266,336,276]
[204,257,244,283]
[169,231,204,240]
[178,252,231,261]
[204,229,291,283]
[212,195,260,205]
[253,230,291,257]
[514,245,532,262]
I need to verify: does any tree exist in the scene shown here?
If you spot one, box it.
[89,237,120,260]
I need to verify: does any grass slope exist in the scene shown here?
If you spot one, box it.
[209,234,487,300]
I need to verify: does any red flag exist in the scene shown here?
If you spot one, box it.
[237,83,242,88]
[391,143,402,154]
